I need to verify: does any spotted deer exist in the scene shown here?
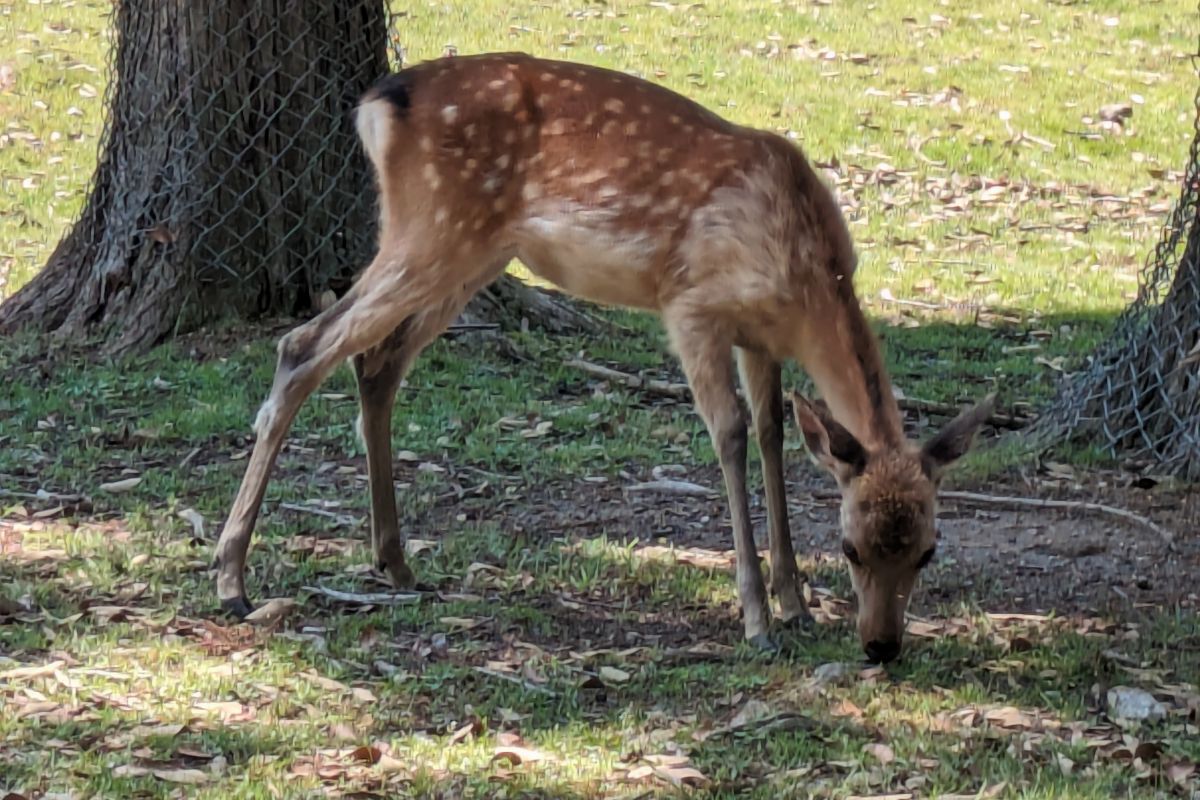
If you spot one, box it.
[212,52,993,662]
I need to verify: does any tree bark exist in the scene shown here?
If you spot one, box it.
[1031,166,1200,479]
[0,0,593,354]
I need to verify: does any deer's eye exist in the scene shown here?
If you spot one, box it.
[916,545,937,569]
[841,539,862,566]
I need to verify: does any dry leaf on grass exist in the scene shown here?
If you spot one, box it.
[151,767,209,784]
[598,665,631,684]
[492,745,552,766]
[349,744,406,773]
[98,476,142,493]
[243,597,297,625]
[864,742,896,765]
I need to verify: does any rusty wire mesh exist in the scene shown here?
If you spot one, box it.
[1027,42,1200,480]
[71,0,408,319]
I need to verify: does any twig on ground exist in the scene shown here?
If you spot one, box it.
[938,490,1175,549]
[564,358,690,400]
[624,479,718,498]
[279,502,361,527]
[896,396,1031,430]
[471,666,557,696]
[565,357,1028,429]
[805,487,1175,549]
[302,585,423,606]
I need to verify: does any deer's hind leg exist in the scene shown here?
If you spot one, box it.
[213,248,500,617]
[352,270,503,591]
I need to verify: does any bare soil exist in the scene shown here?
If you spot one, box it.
[406,459,1199,621]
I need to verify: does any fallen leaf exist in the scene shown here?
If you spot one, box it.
[152,767,208,784]
[493,745,552,766]
[598,665,631,684]
[864,742,896,765]
[98,477,142,493]
[1167,761,1196,785]
[653,763,709,786]
[177,508,206,539]
[244,597,297,625]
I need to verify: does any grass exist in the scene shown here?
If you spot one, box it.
[2,0,1199,797]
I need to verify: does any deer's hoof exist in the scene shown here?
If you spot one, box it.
[379,559,416,590]
[747,632,780,654]
[780,611,815,633]
[220,595,256,620]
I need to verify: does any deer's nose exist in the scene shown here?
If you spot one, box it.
[864,639,900,664]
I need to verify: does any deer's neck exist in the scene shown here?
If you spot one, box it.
[799,287,904,451]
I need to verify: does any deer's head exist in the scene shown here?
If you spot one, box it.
[791,392,994,664]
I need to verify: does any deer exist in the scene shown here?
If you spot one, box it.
[211,51,994,663]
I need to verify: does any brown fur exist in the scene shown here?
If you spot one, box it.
[212,51,991,660]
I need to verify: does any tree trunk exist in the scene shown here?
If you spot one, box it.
[1031,125,1200,479]
[0,0,594,354]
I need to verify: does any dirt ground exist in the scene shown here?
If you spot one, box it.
[407,459,1199,621]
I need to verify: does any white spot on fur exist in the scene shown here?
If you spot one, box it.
[615,156,631,169]
[545,119,567,135]
[578,169,608,184]
[522,182,543,201]
[540,72,555,82]
[442,105,458,124]
[483,175,502,193]
[496,154,511,169]
[423,163,441,190]
[624,121,639,135]
[603,98,625,113]
[435,207,448,224]
[488,79,506,89]
[658,172,675,186]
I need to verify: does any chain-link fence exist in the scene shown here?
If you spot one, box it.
[1028,43,1200,480]
[174,1,408,308]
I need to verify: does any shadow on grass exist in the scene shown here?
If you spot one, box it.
[2,503,1197,798]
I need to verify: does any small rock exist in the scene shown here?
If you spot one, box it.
[811,662,856,686]
[1107,685,1167,723]
[728,698,773,729]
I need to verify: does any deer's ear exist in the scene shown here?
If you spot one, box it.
[921,393,995,478]
[791,391,868,483]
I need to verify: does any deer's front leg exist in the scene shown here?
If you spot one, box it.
[667,317,772,650]
[737,348,810,628]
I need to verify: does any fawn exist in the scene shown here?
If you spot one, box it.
[212,52,992,662]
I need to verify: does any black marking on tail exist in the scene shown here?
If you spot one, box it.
[370,71,414,116]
